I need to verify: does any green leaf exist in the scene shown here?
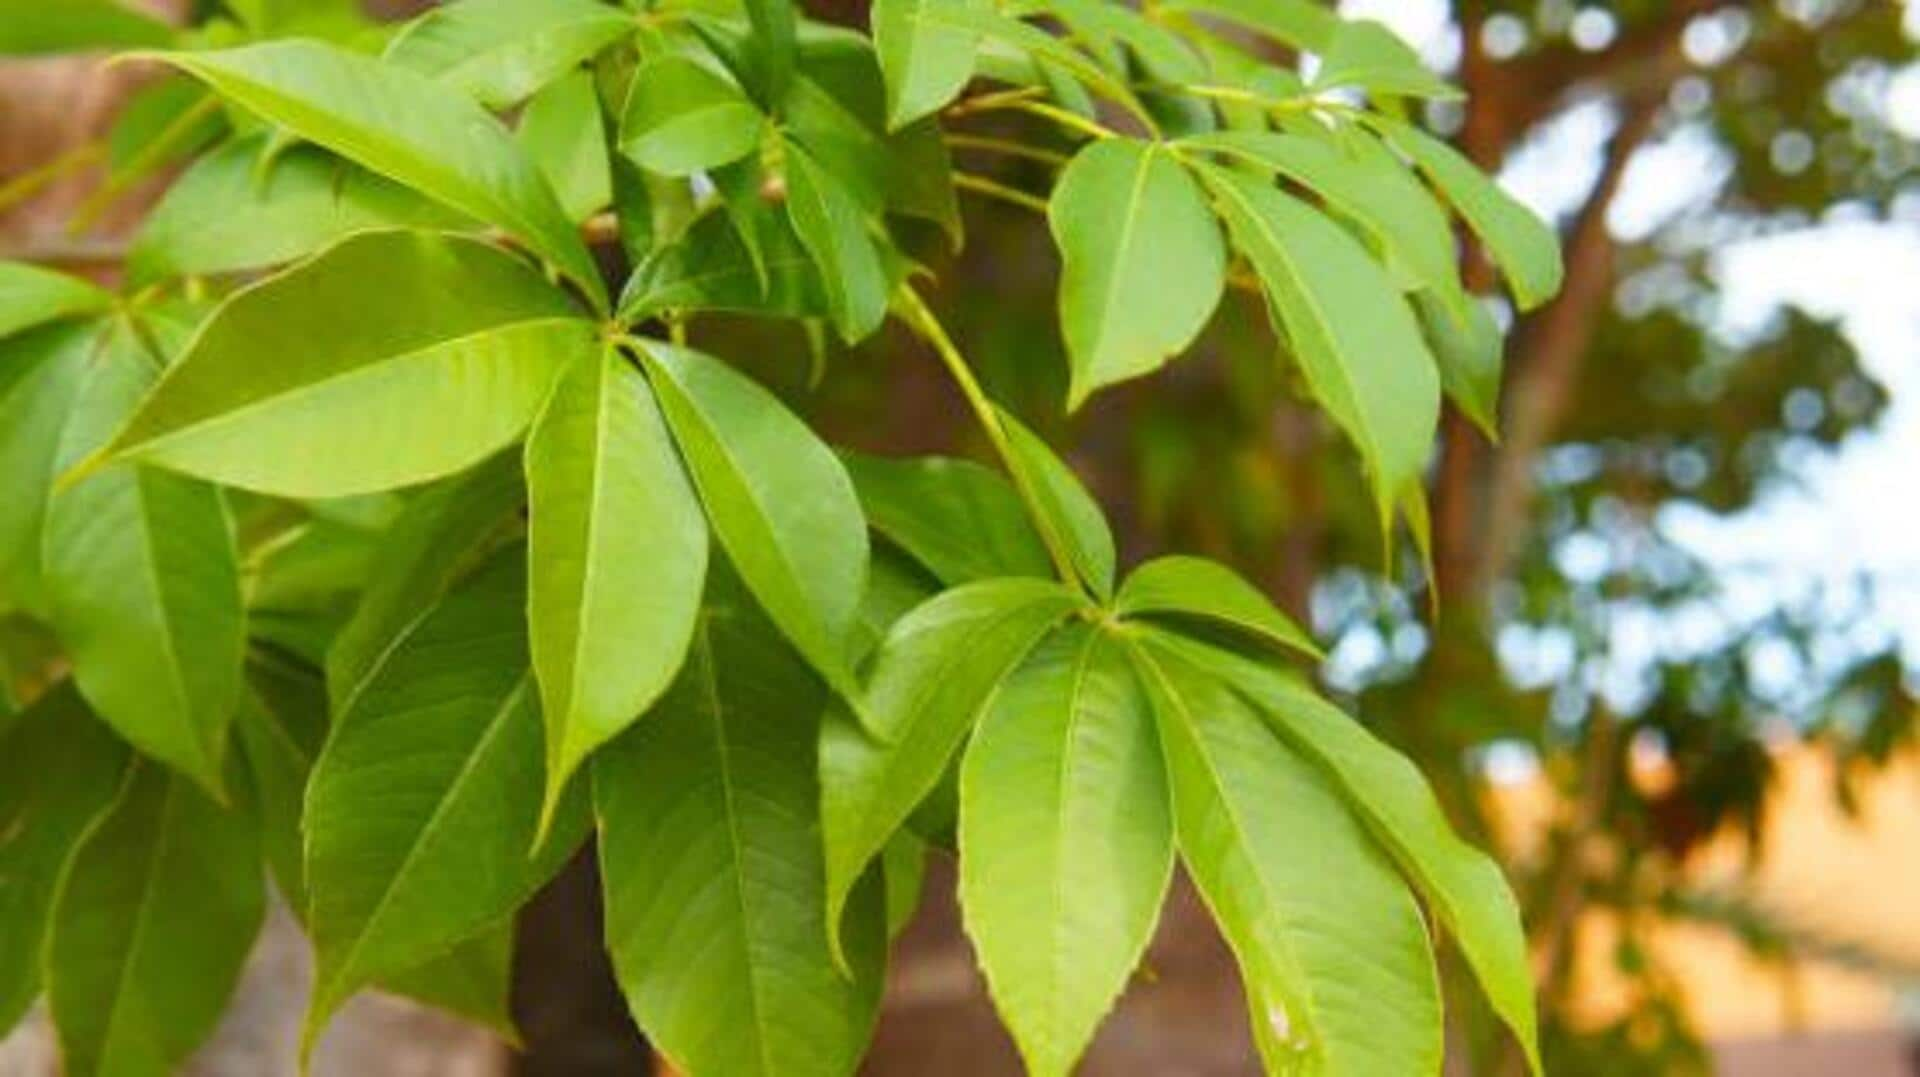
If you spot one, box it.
[619,54,766,177]
[1195,161,1439,525]
[820,578,1082,959]
[1414,290,1502,438]
[46,762,264,1077]
[0,323,96,618]
[872,0,982,129]
[994,407,1116,600]
[152,40,606,309]
[958,624,1171,1077]
[619,207,826,322]
[1050,139,1224,407]
[129,135,471,286]
[239,651,520,1039]
[1114,555,1319,659]
[527,346,707,821]
[842,452,1053,585]
[0,683,130,1035]
[0,0,173,55]
[1176,130,1460,310]
[1129,638,1443,1075]
[1149,632,1541,1074]
[303,551,588,1046]
[519,70,614,223]
[0,262,112,339]
[784,139,890,343]
[910,6,1148,127]
[44,320,244,796]
[384,0,633,109]
[1371,116,1563,311]
[1311,20,1460,101]
[98,231,594,498]
[635,341,869,704]
[739,0,799,106]
[596,572,886,1077]
[881,831,927,938]
[326,450,526,710]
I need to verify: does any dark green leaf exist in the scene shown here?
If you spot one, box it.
[619,207,826,322]
[784,139,889,343]
[596,572,886,1077]
[0,323,96,618]
[842,452,1053,585]
[46,763,264,1077]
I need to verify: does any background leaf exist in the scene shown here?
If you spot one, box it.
[384,0,633,109]
[842,452,1053,585]
[0,262,112,339]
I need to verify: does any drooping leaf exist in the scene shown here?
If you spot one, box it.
[527,346,708,819]
[842,452,1053,585]
[519,70,614,223]
[1414,290,1503,438]
[45,763,264,1077]
[152,40,606,308]
[820,578,1082,958]
[1114,555,1319,659]
[376,925,518,1038]
[325,450,525,709]
[872,0,981,129]
[127,136,470,285]
[1048,139,1224,407]
[0,323,96,618]
[635,341,868,703]
[0,683,130,1035]
[0,0,173,55]
[1311,20,1460,101]
[620,54,766,177]
[596,571,886,1077]
[994,407,1116,600]
[738,0,799,106]
[881,831,927,939]
[384,0,633,108]
[43,320,244,796]
[1196,161,1439,525]
[1148,632,1541,1074]
[1129,638,1443,1075]
[97,231,594,498]
[1370,116,1563,311]
[784,139,890,343]
[618,207,826,322]
[0,263,112,340]
[303,551,588,1046]
[959,624,1171,1077]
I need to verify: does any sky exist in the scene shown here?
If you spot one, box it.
[1346,0,1920,676]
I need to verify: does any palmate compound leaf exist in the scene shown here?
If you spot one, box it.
[959,623,1173,1077]
[43,317,244,797]
[94,231,596,499]
[46,761,264,1077]
[595,566,887,1077]
[1193,160,1440,530]
[383,0,633,109]
[820,577,1084,962]
[0,682,131,1036]
[1049,139,1226,408]
[1124,633,1444,1076]
[526,344,708,827]
[149,39,606,309]
[634,340,870,710]
[302,548,589,1051]
[1142,630,1543,1074]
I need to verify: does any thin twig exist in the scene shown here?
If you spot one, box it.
[953,173,1051,214]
